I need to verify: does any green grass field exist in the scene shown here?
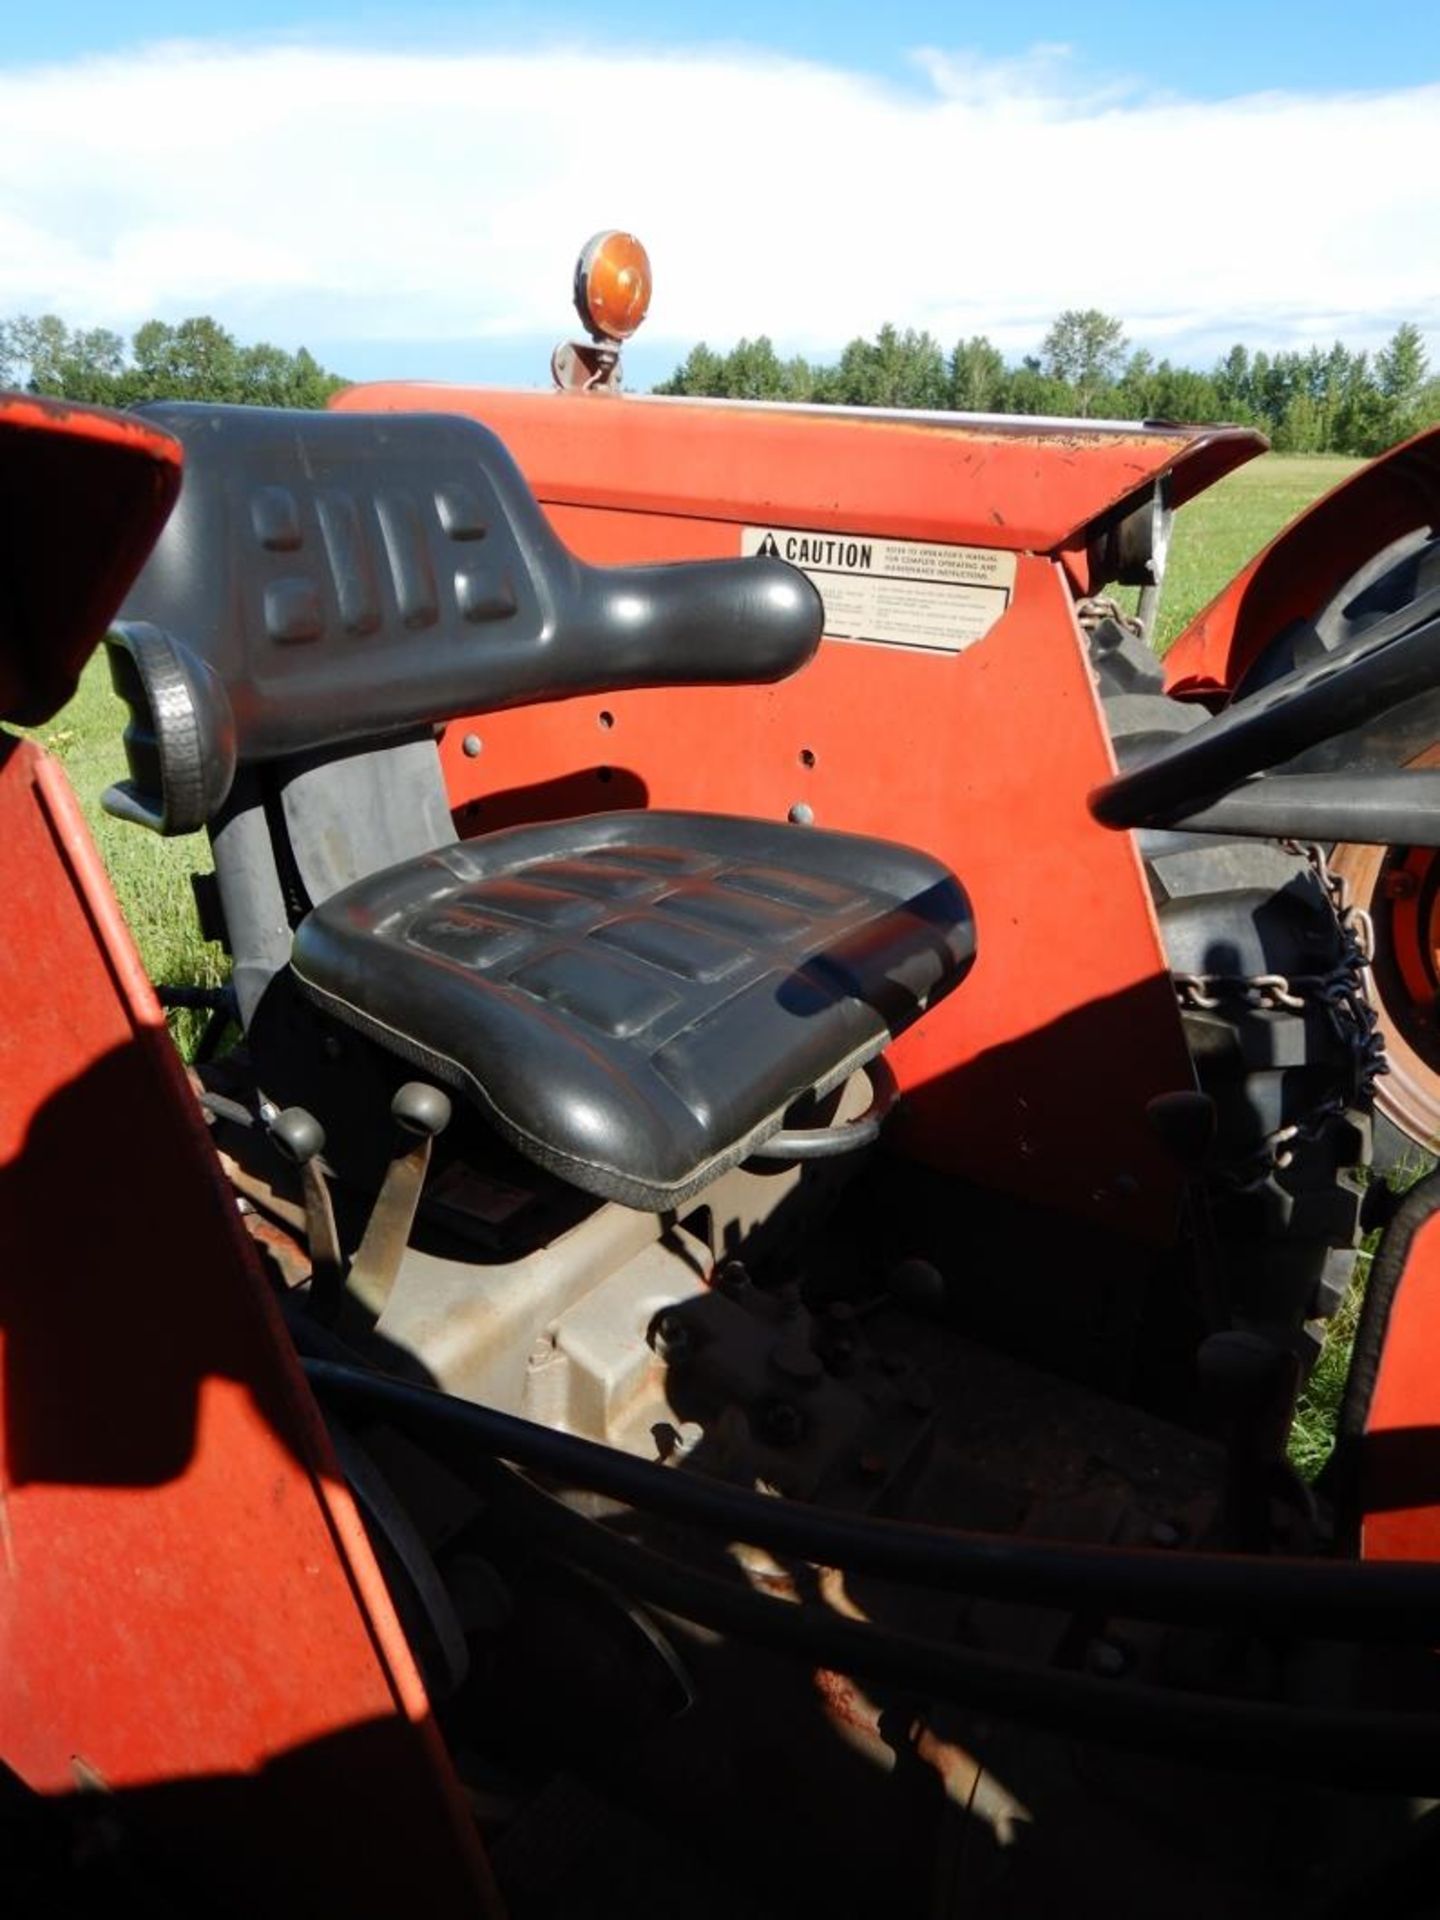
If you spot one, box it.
[1155,451,1362,648]
[33,447,1371,1469]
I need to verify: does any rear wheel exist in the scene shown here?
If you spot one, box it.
[1089,617,1377,1359]
[1233,528,1440,1167]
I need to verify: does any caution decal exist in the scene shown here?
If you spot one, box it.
[742,525,1015,654]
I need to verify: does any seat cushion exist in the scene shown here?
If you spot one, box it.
[290,811,974,1210]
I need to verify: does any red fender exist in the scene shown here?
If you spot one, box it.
[1164,425,1440,701]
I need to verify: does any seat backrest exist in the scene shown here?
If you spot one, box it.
[104,402,821,836]
[101,403,822,1029]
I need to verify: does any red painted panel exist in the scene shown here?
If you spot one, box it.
[337,382,1262,560]
[0,736,495,1912]
[444,499,1192,1242]
[1360,1207,1440,1563]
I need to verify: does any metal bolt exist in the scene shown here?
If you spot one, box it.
[1150,1520,1183,1548]
[653,1311,692,1361]
[788,801,815,826]
[1385,868,1419,900]
[1086,1638,1130,1678]
[461,733,483,758]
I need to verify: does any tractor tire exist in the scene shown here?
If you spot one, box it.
[1088,617,1375,1360]
[1232,527,1440,1169]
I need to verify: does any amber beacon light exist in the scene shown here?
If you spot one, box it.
[573,231,653,343]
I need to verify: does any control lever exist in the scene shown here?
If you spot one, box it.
[1129,769,1440,846]
[1146,1091,1226,1332]
[346,1083,453,1320]
[1197,1331,1308,1552]
[268,1105,344,1300]
[1091,589,1440,832]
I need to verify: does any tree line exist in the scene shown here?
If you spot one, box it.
[7,303,1435,457]
[0,313,346,409]
[656,311,1440,457]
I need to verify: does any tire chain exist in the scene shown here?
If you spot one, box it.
[1077,596,1384,1191]
[1173,842,1387,1192]
[1075,595,1144,638]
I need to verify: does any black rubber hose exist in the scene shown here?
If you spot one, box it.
[485,1466,1440,1791]
[156,983,233,1012]
[301,1356,1440,1644]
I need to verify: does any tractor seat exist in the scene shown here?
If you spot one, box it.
[291,810,973,1210]
[103,403,975,1212]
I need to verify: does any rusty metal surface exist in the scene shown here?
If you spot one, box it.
[213,1143,308,1234]
[493,1306,1394,1920]
[1332,836,1440,1151]
[239,1205,314,1290]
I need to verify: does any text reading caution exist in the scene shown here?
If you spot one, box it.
[742,526,1016,654]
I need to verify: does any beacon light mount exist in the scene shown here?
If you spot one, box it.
[552,230,653,393]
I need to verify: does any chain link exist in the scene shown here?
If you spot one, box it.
[1173,840,1386,1192]
[1075,594,1144,638]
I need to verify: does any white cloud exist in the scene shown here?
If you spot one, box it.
[0,35,1436,371]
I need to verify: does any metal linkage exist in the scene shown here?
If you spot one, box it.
[1074,594,1144,639]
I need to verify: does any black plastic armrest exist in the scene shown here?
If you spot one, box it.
[101,621,237,836]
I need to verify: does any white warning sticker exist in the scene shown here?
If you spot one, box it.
[742,526,1015,654]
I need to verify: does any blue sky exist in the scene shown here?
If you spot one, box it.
[2,3,1437,391]
[8,1,1439,98]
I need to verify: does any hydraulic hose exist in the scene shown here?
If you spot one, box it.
[301,1356,1440,1645]
[481,1463,1440,1792]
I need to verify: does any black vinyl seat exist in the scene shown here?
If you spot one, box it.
[292,812,973,1210]
[105,403,976,1211]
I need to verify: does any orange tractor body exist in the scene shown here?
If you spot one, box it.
[8,256,1440,1909]
[335,384,1262,1241]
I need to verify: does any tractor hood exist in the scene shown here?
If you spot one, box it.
[335,384,1263,582]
